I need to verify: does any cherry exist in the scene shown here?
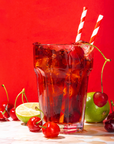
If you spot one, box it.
[107,112,114,120]
[2,101,13,113]
[42,122,60,138]
[103,100,114,132]
[1,84,13,114]
[27,116,42,132]
[93,91,108,107]
[104,119,114,132]
[10,88,29,121]
[0,107,9,121]
[84,44,111,108]
[2,101,13,119]
[69,45,84,60]
[64,111,81,123]
[1,102,10,119]
[0,107,6,121]
[10,107,18,121]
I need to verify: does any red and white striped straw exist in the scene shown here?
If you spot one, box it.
[75,7,87,42]
[89,15,103,44]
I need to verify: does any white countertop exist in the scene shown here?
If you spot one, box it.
[0,120,114,144]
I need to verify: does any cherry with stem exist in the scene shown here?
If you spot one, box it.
[84,44,111,107]
[0,107,9,121]
[1,84,13,120]
[94,46,111,107]
[10,88,29,121]
[41,121,60,138]
[27,106,44,132]
[1,84,13,113]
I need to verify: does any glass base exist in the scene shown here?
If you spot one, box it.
[58,122,84,134]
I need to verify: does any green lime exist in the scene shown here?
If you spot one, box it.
[85,92,110,123]
[16,102,40,124]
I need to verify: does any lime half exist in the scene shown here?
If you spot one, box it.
[16,102,40,123]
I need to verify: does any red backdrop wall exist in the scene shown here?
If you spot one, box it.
[0,0,114,111]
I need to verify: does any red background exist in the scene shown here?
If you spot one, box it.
[0,0,114,111]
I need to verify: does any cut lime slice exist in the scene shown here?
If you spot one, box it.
[16,102,40,124]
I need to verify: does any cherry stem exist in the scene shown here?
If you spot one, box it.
[21,89,29,104]
[35,106,44,125]
[14,88,29,109]
[22,93,24,103]
[101,61,108,93]
[2,84,9,102]
[39,125,47,129]
[84,43,111,93]
[2,109,6,115]
[92,45,111,62]
[111,100,114,112]
[93,45,111,93]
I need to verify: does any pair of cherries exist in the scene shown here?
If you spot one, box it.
[0,102,17,121]
[27,116,60,138]
[27,106,60,138]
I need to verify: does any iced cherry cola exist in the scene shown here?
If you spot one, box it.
[33,42,93,133]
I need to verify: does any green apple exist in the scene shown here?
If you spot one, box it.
[85,92,110,123]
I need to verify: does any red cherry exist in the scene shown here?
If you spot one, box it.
[10,107,18,121]
[104,119,114,132]
[69,46,84,59]
[42,122,60,138]
[1,84,13,114]
[64,111,81,123]
[0,107,9,121]
[2,101,13,114]
[107,112,114,120]
[2,111,9,120]
[93,91,108,107]
[0,107,6,121]
[27,116,42,132]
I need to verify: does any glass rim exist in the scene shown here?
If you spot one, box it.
[33,41,89,46]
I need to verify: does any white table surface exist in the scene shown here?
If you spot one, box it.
[0,120,114,144]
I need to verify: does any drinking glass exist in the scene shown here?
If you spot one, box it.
[33,42,93,133]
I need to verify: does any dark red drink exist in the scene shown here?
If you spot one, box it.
[33,42,93,132]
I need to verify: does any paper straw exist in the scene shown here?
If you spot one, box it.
[75,7,87,42]
[89,15,103,44]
